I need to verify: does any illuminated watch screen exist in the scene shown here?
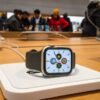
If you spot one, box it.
[44,48,72,75]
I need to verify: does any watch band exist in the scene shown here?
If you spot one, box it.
[26,49,42,71]
[26,49,75,72]
[72,52,75,69]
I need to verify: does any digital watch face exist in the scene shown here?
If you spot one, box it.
[44,48,72,75]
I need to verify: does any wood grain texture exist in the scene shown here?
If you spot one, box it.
[0,31,82,38]
[0,89,5,100]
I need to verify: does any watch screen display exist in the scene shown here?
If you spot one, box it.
[44,48,72,74]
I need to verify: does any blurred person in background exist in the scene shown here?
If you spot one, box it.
[49,8,69,31]
[0,12,7,30]
[81,0,100,36]
[31,9,46,31]
[22,11,31,31]
[63,13,73,32]
[7,9,23,31]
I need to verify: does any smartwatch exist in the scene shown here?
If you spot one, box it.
[26,46,75,77]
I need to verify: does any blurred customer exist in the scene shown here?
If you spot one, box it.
[0,12,7,30]
[31,9,46,31]
[49,8,69,31]
[22,11,31,31]
[81,1,100,36]
[63,13,73,32]
[0,18,3,30]
[7,9,23,31]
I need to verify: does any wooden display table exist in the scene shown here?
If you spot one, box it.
[0,37,100,100]
[0,31,82,38]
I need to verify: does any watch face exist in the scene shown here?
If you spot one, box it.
[43,47,72,75]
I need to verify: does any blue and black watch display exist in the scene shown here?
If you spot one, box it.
[26,46,75,77]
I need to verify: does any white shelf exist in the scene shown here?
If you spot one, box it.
[0,63,100,100]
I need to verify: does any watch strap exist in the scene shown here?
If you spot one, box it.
[26,49,75,72]
[26,49,42,71]
[72,52,75,69]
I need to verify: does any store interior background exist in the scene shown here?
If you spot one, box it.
[0,0,90,31]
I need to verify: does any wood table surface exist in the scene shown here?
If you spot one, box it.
[0,36,100,100]
[2,37,100,48]
[0,31,82,38]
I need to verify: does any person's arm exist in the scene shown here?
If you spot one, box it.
[61,18,69,30]
[48,19,53,27]
[30,18,35,30]
[42,18,46,31]
[42,18,46,25]
[48,19,55,31]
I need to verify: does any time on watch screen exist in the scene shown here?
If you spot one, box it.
[45,48,72,74]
